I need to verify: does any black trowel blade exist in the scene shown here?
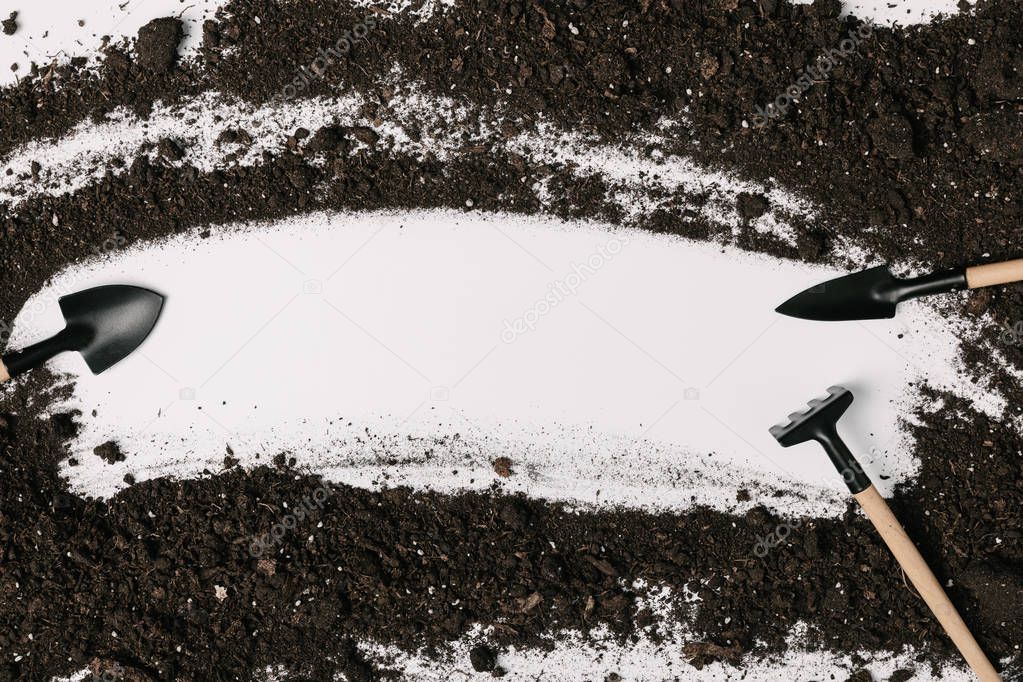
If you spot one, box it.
[775,266,900,321]
[59,285,164,374]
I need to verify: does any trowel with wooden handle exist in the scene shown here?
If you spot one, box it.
[776,258,1023,321]
[0,285,164,382]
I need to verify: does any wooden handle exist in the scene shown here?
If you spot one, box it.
[0,359,8,383]
[853,485,1001,681]
[966,259,1023,289]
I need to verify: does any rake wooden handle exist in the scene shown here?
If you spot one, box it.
[853,485,1001,681]
[966,259,1023,289]
[0,359,8,383]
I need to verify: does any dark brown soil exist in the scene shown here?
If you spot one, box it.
[93,440,125,464]
[3,372,1020,681]
[0,0,1022,680]
[1,12,16,37]
[136,18,184,75]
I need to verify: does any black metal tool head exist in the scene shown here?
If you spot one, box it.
[775,265,967,322]
[59,285,164,373]
[776,266,900,321]
[769,386,871,493]
[769,385,853,447]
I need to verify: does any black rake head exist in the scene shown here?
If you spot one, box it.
[769,385,853,447]
[768,385,870,494]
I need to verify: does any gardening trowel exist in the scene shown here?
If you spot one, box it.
[776,257,1023,321]
[0,285,164,382]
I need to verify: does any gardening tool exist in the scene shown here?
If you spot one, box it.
[769,386,1001,682]
[776,258,1023,321]
[0,285,164,382]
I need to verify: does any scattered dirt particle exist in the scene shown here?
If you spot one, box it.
[469,644,497,672]
[700,54,719,80]
[736,192,770,220]
[93,440,125,464]
[349,126,379,146]
[845,671,873,682]
[519,592,543,613]
[157,137,184,161]
[492,456,513,477]
[682,641,743,668]
[2,12,17,36]
[136,17,183,73]
[965,288,991,317]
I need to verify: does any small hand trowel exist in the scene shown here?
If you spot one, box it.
[776,257,1023,321]
[0,285,164,383]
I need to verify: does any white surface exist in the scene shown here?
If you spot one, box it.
[796,0,972,25]
[365,636,972,682]
[8,209,999,517]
